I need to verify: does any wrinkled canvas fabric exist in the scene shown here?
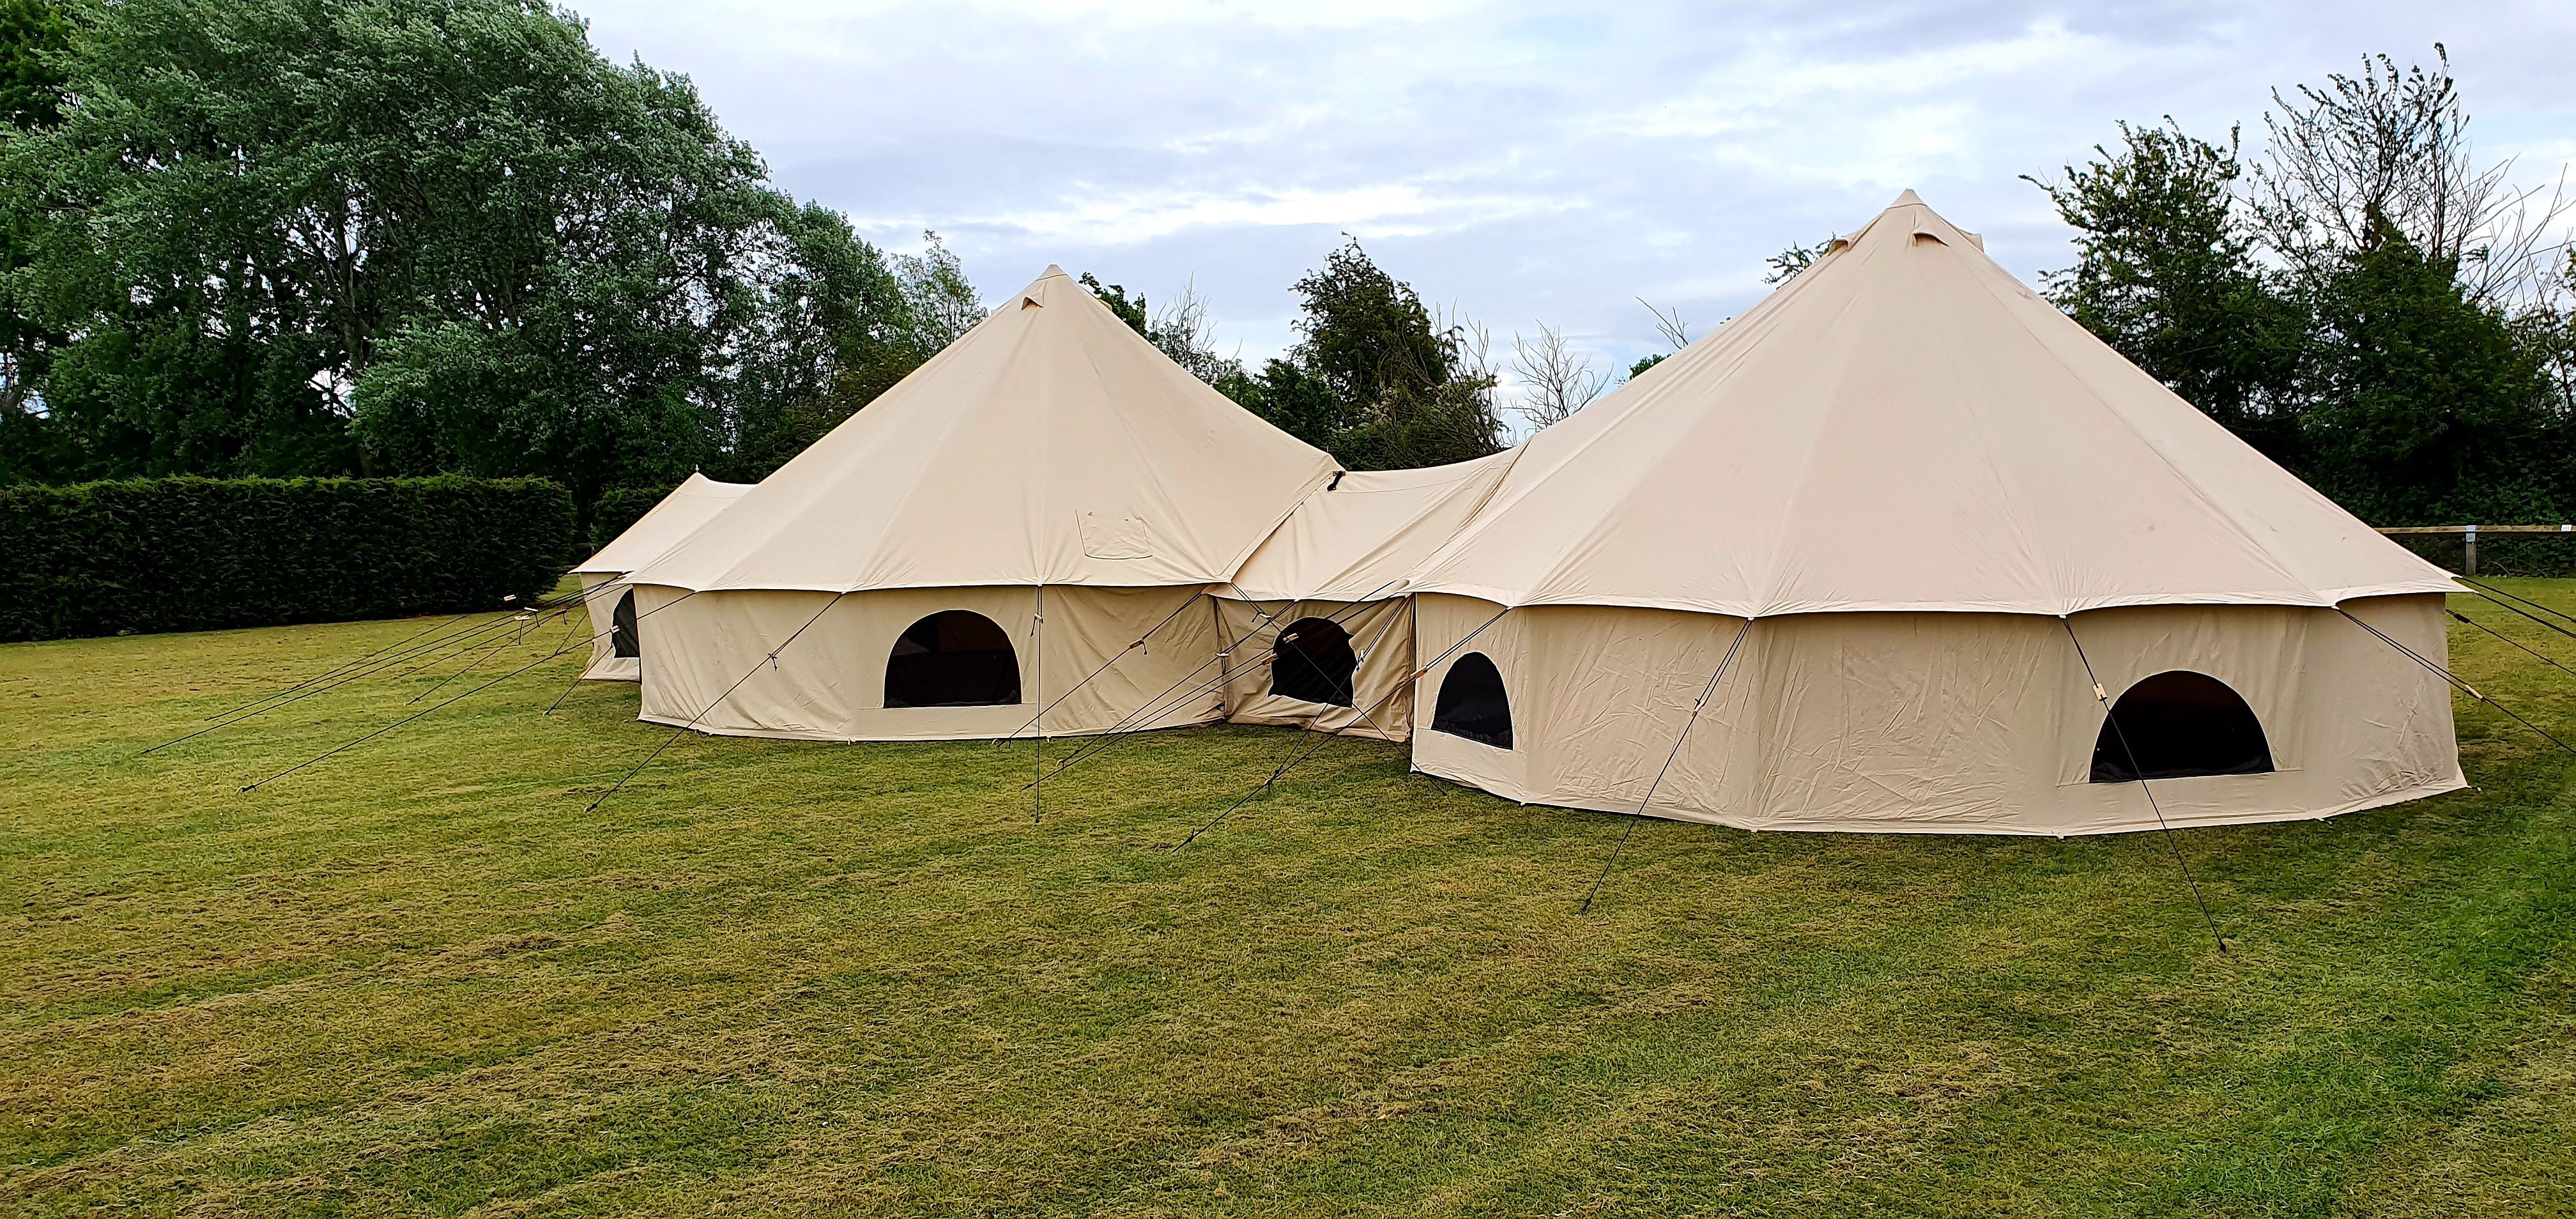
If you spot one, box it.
[1406,194,2456,618]
[1409,592,2462,836]
[604,197,2465,838]
[629,268,1335,595]
[634,584,1224,742]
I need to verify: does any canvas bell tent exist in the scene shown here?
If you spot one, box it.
[621,267,1337,742]
[569,473,755,681]
[1397,192,2464,836]
[1216,450,1519,740]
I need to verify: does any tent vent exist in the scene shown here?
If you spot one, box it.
[611,590,640,659]
[885,610,1022,707]
[1911,229,1947,246]
[1022,295,1042,309]
[2090,670,2273,782]
[1827,238,1851,254]
[1430,652,1512,749]
[1271,617,1356,707]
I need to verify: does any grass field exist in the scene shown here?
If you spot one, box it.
[4,585,2574,1217]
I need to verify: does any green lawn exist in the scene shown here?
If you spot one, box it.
[3,585,2573,1217]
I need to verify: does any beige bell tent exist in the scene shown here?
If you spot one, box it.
[1399,191,2464,836]
[569,473,754,681]
[622,266,1337,741]
[1216,450,1519,740]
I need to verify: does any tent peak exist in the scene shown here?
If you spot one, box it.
[1041,264,1068,278]
[1889,188,1925,208]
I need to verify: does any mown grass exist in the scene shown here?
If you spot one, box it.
[3,584,2573,1216]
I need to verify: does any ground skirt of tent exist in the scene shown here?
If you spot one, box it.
[1407,592,2464,836]
[632,584,1224,741]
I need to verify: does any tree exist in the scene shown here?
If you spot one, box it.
[1078,271,1245,388]
[1509,322,1606,430]
[2296,225,2556,524]
[1763,238,1836,286]
[1227,238,1503,469]
[2028,119,2307,462]
[893,231,984,358]
[0,0,945,508]
[0,0,69,479]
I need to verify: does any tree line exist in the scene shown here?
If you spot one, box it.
[2026,46,2576,527]
[1,6,2566,537]
[0,0,1521,527]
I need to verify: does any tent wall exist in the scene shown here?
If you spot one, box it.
[633,584,1222,741]
[579,574,638,682]
[1410,592,2462,836]
[1215,597,1414,741]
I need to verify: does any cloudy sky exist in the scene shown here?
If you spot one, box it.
[574,1,2576,407]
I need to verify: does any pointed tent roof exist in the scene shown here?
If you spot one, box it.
[1229,448,1520,602]
[572,473,755,576]
[632,267,1338,593]
[1404,192,2455,618]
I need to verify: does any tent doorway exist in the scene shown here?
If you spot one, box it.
[2090,670,2273,781]
[1430,652,1512,748]
[1271,617,1356,707]
[611,590,640,659]
[885,610,1023,707]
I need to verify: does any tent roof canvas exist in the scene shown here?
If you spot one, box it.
[1229,450,1519,602]
[632,267,1337,594]
[573,473,755,576]
[1405,192,2456,618]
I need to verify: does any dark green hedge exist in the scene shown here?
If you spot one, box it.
[590,484,675,553]
[0,476,573,642]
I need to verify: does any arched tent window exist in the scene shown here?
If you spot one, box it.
[885,611,1022,707]
[1271,617,1356,707]
[1430,652,1512,749]
[2090,670,2273,782]
[611,590,640,659]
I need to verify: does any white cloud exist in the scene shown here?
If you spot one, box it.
[576,0,2576,369]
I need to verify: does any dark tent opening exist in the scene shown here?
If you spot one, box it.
[2090,670,2273,782]
[885,610,1022,707]
[1271,617,1356,707]
[1430,652,1513,748]
[611,590,640,659]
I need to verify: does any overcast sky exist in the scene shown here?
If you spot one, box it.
[574,1,2576,406]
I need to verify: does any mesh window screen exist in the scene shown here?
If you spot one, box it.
[611,590,640,659]
[2090,670,2273,782]
[1430,652,1512,748]
[1270,617,1357,707]
[885,610,1023,707]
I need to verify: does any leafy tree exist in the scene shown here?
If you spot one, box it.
[0,0,943,511]
[1230,238,1503,469]
[2028,119,2308,463]
[0,0,68,477]
[1763,237,1835,286]
[1627,353,1666,379]
[2296,225,2556,523]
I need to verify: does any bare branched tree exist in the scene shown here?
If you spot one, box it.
[1510,322,1608,431]
[1638,298,1691,350]
[1148,277,1245,385]
[2255,45,2573,306]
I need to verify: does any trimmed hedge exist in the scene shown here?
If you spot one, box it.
[0,476,573,642]
[590,484,675,553]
